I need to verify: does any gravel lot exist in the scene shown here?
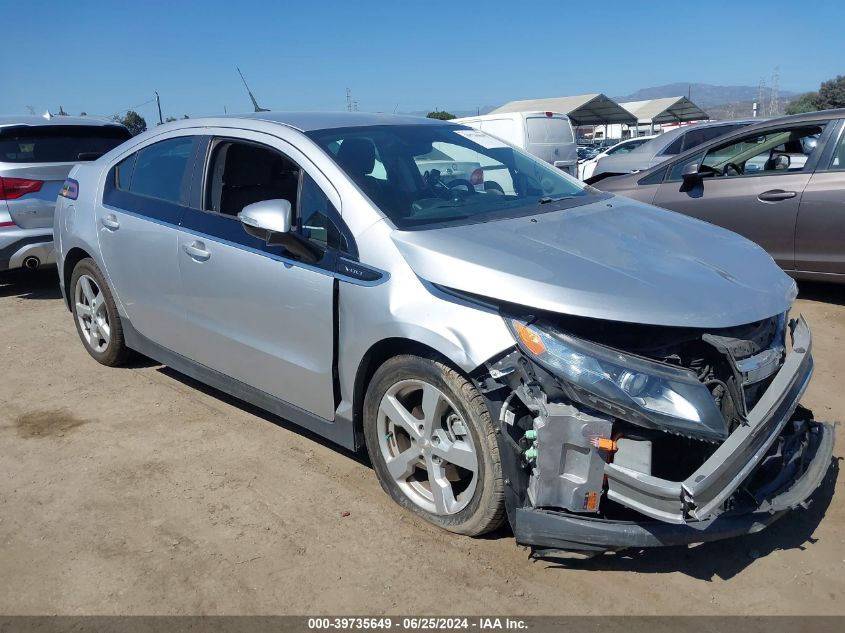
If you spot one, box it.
[0,268,842,616]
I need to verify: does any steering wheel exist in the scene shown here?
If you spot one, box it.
[445,179,476,196]
[723,162,743,177]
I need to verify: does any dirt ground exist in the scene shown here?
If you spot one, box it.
[0,268,842,616]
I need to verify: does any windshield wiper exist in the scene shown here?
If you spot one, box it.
[538,196,574,204]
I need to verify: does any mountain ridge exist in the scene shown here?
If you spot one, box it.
[614,83,797,108]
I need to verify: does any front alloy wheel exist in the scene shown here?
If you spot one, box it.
[364,354,504,536]
[377,379,479,515]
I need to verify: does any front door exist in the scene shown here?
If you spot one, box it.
[652,121,831,271]
[176,133,351,421]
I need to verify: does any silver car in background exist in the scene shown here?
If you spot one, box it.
[54,112,833,556]
[586,119,756,183]
[0,115,130,271]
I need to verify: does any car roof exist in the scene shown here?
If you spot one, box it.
[0,114,126,129]
[214,111,451,132]
[625,118,760,159]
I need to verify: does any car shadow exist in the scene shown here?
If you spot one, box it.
[0,267,62,300]
[538,458,839,580]
[798,281,845,307]
[155,366,369,465]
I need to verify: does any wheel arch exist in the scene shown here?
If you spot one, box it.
[351,337,464,446]
[62,247,93,311]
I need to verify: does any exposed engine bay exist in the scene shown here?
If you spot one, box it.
[472,307,834,550]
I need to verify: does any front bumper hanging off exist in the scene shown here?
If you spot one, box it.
[509,316,836,552]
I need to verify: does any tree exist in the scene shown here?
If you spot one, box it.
[785,92,819,115]
[816,75,845,110]
[115,110,147,136]
[164,116,178,123]
[426,110,456,120]
[79,112,87,116]
[785,75,845,115]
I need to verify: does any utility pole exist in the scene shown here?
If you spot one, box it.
[770,66,780,117]
[155,91,163,125]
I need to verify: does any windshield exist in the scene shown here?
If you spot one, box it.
[0,125,131,163]
[307,124,599,229]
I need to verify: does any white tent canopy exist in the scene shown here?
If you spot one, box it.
[492,94,637,126]
[619,97,709,124]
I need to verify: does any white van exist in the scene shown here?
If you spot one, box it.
[453,111,578,176]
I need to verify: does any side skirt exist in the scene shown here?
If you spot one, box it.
[122,319,357,451]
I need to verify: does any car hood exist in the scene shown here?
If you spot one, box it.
[391,196,795,328]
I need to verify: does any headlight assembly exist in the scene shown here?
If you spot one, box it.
[507,318,727,441]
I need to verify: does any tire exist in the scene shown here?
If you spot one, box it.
[363,354,505,536]
[70,258,133,367]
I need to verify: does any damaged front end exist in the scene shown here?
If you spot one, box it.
[475,310,835,553]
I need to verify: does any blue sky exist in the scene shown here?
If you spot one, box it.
[4,0,843,120]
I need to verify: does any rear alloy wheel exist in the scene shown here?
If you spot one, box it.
[364,355,504,536]
[70,258,133,366]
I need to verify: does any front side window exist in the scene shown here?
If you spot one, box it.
[129,136,195,204]
[203,139,352,254]
[699,125,825,177]
[307,124,601,230]
[827,126,845,170]
[205,140,300,217]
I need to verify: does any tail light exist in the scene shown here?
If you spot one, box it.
[469,168,484,186]
[0,176,43,200]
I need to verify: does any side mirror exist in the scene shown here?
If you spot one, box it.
[238,198,320,264]
[679,163,712,192]
[238,199,292,242]
[681,162,701,180]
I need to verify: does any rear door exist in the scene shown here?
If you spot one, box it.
[794,119,845,274]
[525,115,577,174]
[97,134,200,354]
[0,125,129,228]
[652,121,832,270]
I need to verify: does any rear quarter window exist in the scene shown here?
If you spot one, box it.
[0,125,130,163]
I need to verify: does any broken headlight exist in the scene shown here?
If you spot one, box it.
[507,319,727,441]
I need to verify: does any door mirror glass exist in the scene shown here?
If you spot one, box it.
[238,199,292,242]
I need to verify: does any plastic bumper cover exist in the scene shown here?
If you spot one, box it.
[603,315,816,524]
[513,418,834,552]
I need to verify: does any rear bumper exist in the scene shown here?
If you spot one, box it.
[514,418,834,552]
[0,228,54,271]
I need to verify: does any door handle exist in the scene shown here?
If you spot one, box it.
[183,241,211,261]
[101,214,120,230]
[758,189,797,202]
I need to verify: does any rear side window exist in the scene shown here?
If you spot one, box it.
[0,125,130,163]
[126,137,195,205]
[664,124,748,156]
[479,118,517,143]
[526,117,574,144]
